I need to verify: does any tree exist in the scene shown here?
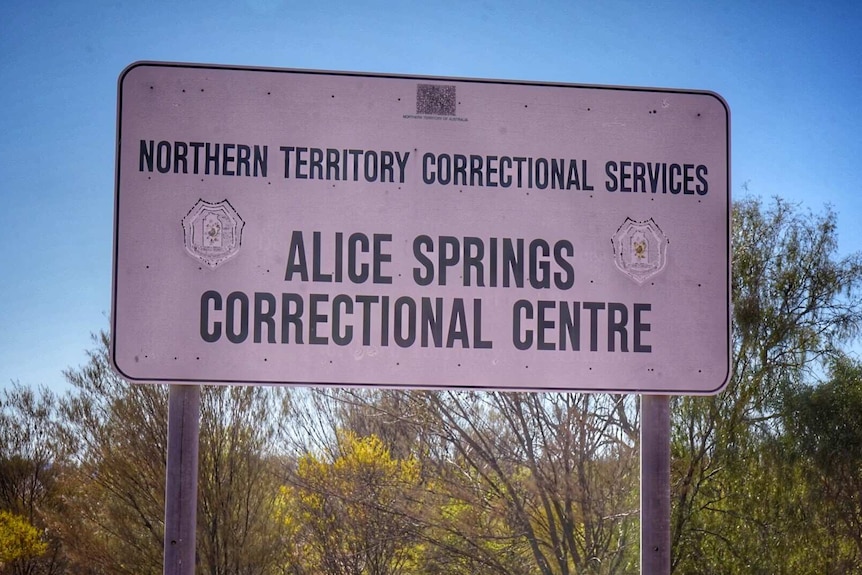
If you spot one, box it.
[197,385,289,575]
[58,332,292,575]
[415,391,639,575]
[5,194,860,574]
[782,355,862,571]
[59,332,168,575]
[670,197,862,573]
[0,509,48,573]
[296,386,642,575]
[279,430,423,575]
[0,383,66,575]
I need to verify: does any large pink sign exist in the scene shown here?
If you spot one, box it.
[113,62,730,394]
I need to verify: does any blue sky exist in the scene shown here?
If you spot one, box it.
[1,0,860,393]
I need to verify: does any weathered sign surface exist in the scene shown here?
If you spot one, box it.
[113,62,730,393]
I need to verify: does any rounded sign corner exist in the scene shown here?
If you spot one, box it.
[118,61,157,85]
[109,351,137,384]
[706,363,733,396]
[702,89,731,122]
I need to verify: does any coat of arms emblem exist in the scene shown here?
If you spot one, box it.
[182,199,244,268]
[611,218,669,284]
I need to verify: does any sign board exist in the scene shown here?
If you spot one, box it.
[112,62,730,394]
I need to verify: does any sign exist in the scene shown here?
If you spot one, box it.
[112,62,730,394]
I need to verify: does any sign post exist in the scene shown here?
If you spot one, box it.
[641,395,671,574]
[163,385,200,575]
[113,63,730,575]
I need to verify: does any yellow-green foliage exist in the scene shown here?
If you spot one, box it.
[0,510,47,566]
[277,430,422,575]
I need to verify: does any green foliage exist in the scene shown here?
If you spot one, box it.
[782,356,862,570]
[671,197,862,574]
[55,332,291,575]
[59,332,168,574]
[197,386,289,575]
[0,382,67,575]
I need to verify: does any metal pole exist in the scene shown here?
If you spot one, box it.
[641,394,670,575]
[164,384,201,575]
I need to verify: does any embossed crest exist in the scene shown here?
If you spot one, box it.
[182,199,244,268]
[611,218,669,284]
